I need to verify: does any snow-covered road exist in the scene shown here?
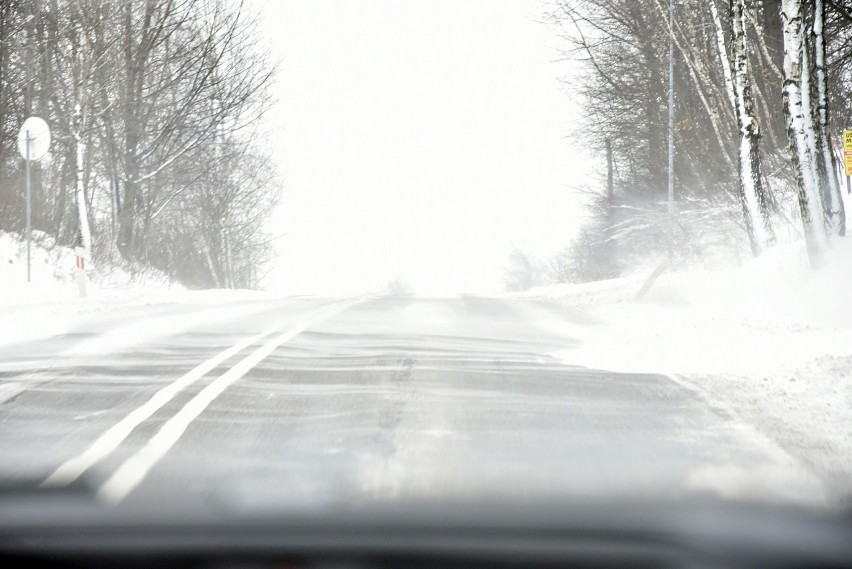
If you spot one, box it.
[0,293,834,507]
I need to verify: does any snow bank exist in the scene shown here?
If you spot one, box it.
[522,241,852,501]
[524,241,852,375]
[0,230,178,302]
[0,231,269,348]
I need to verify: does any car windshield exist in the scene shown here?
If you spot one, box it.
[0,0,850,511]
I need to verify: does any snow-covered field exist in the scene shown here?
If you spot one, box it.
[520,241,852,501]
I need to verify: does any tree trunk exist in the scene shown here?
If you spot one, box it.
[730,0,775,255]
[709,0,735,109]
[72,23,92,254]
[812,0,846,235]
[781,0,827,267]
[636,11,668,197]
[656,0,734,168]
[202,239,222,288]
[117,2,141,260]
[73,109,91,253]
[224,228,234,289]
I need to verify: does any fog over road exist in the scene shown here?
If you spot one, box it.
[0,295,827,506]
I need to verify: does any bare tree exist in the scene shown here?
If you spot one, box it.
[504,248,539,292]
[0,0,280,288]
[553,0,850,273]
[48,0,116,255]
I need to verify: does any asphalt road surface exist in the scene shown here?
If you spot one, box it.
[0,295,828,507]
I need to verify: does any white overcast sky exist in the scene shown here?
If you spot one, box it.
[256,0,592,295]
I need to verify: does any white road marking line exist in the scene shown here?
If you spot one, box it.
[42,327,279,487]
[3,302,280,407]
[96,298,366,504]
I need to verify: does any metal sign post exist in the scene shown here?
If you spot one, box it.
[17,117,50,283]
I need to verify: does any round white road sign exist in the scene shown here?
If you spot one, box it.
[17,117,51,161]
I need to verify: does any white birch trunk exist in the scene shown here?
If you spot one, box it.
[781,0,828,265]
[73,110,91,254]
[72,24,92,255]
[224,228,234,289]
[800,26,822,198]
[709,0,735,110]
[730,0,775,255]
[203,241,222,288]
[813,0,846,235]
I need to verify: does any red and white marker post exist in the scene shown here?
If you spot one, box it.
[75,247,87,298]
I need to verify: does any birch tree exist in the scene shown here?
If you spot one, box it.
[730,0,775,255]
[781,0,845,267]
[781,0,823,263]
[55,0,106,255]
[71,24,92,255]
[710,0,736,110]
[105,0,274,264]
[812,0,845,236]
[0,0,279,288]
[552,0,851,273]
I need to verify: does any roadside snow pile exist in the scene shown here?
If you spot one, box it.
[527,241,852,376]
[0,230,176,304]
[523,241,852,502]
[0,231,75,288]
[0,231,169,346]
[515,273,644,306]
[0,231,268,348]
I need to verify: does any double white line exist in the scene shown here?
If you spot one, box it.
[43,297,365,504]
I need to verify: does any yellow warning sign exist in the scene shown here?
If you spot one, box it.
[844,130,852,176]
